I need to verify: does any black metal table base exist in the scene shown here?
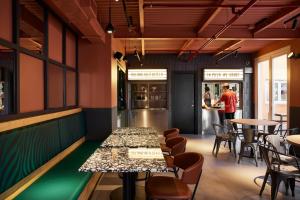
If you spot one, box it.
[110,172,145,200]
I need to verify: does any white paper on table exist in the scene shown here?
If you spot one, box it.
[128,148,164,159]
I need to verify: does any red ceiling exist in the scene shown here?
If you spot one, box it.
[46,0,300,55]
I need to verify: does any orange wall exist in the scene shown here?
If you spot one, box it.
[48,14,62,62]
[0,0,12,41]
[78,36,112,108]
[66,71,76,106]
[48,64,63,108]
[19,53,44,113]
[66,30,76,67]
[79,36,126,108]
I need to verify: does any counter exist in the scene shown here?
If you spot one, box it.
[202,108,242,134]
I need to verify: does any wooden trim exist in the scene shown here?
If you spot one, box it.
[0,108,82,133]
[78,173,103,200]
[0,137,86,200]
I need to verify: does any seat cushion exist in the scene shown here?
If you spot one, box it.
[15,141,100,200]
[164,155,175,168]
[160,143,171,153]
[146,176,191,199]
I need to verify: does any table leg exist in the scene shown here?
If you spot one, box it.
[123,172,137,200]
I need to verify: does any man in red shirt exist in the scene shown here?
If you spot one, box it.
[214,83,238,129]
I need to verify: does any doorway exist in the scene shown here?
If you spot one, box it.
[171,72,195,134]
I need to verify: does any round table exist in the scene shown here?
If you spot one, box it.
[286,135,300,147]
[230,118,278,126]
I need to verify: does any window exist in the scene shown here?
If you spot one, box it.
[256,49,289,122]
[0,47,14,115]
[47,64,64,108]
[19,0,45,53]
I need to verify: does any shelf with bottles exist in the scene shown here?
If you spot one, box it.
[0,81,4,111]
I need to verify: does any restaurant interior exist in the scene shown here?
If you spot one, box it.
[1,0,300,200]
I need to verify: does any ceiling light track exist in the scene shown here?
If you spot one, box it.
[216,47,241,62]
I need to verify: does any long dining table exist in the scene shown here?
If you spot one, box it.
[79,127,168,200]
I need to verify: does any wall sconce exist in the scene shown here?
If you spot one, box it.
[288,52,300,59]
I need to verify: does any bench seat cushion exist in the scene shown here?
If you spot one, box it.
[15,141,100,200]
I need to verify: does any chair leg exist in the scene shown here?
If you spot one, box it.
[212,139,217,155]
[284,180,289,195]
[289,178,295,197]
[173,166,179,178]
[260,171,270,196]
[233,140,237,158]
[216,140,221,158]
[228,141,232,152]
[238,143,244,164]
[270,172,281,200]
[252,145,258,167]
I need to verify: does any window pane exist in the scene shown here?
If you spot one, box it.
[0,0,12,41]
[66,70,76,106]
[20,53,44,113]
[0,46,14,115]
[66,31,76,68]
[48,64,63,108]
[19,0,44,53]
[272,54,287,119]
[257,60,269,119]
[48,14,62,62]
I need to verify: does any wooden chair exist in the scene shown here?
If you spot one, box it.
[146,152,204,200]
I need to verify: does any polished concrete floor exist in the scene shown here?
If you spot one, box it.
[91,109,300,199]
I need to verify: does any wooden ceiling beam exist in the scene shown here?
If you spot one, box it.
[139,0,145,34]
[253,7,300,35]
[214,40,244,56]
[197,0,225,34]
[177,39,194,57]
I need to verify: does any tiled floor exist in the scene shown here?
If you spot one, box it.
[91,109,300,199]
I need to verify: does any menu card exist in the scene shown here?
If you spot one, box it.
[128,148,164,159]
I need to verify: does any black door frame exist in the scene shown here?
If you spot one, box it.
[171,71,197,134]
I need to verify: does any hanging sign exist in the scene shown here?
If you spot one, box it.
[128,69,167,80]
[203,69,244,81]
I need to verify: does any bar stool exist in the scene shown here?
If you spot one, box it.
[163,128,180,137]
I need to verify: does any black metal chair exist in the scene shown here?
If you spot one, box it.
[259,142,300,200]
[212,123,237,158]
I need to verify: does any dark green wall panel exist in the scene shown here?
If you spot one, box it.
[0,112,86,194]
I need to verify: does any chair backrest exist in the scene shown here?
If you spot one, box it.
[259,143,280,171]
[163,128,180,137]
[266,134,281,152]
[174,152,204,184]
[243,129,255,143]
[165,131,179,141]
[212,124,226,136]
[165,136,187,156]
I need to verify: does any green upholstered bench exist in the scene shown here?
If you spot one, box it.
[15,141,100,200]
[0,109,102,200]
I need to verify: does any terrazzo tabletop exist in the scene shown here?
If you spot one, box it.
[112,127,158,135]
[100,134,160,148]
[79,147,168,173]
[79,127,167,173]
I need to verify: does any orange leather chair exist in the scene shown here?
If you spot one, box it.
[160,136,187,155]
[163,128,180,137]
[146,152,204,200]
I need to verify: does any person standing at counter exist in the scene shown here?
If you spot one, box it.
[214,83,238,129]
[203,85,212,109]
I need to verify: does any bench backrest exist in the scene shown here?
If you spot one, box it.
[0,111,86,193]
